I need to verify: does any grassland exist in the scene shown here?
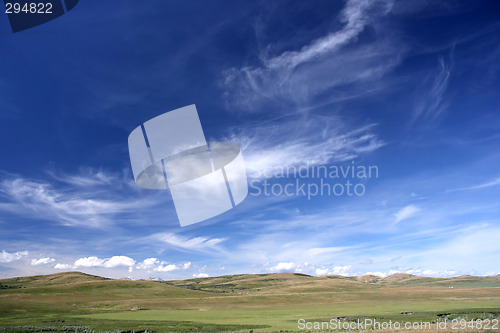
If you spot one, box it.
[0,272,499,332]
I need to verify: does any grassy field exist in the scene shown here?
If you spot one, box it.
[0,272,499,332]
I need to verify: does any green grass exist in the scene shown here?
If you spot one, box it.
[80,304,500,332]
[0,272,499,332]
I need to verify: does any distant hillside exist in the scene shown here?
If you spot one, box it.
[1,271,499,332]
[0,271,210,306]
[0,271,109,288]
[164,272,500,294]
[2,271,500,294]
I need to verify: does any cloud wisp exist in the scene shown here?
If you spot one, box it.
[224,114,384,178]
[394,205,420,224]
[0,172,164,228]
[447,177,500,193]
[413,57,451,123]
[222,0,401,111]
[147,232,227,254]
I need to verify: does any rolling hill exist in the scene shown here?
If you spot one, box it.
[0,272,499,332]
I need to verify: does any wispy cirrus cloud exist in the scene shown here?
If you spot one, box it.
[447,177,500,193]
[264,0,393,69]
[221,0,402,111]
[394,205,420,224]
[215,0,398,191]
[149,232,227,254]
[218,0,391,181]
[223,114,385,178]
[413,57,451,122]
[47,168,115,187]
[0,172,163,228]
[305,246,354,257]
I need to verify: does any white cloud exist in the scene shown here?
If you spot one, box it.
[136,258,160,270]
[264,0,393,70]
[306,246,353,257]
[152,233,226,253]
[405,269,455,277]
[364,269,458,278]
[413,57,451,122]
[155,264,178,272]
[270,262,297,272]
[394,205,420,223]
[74,256,106,267]
[332,265,353,276]
[0,250,28,263]
[135,258,192,272]
[31,257,55,266]
[48,169,114,187]
[362,269,400,278]
[74,256,135,269]
[193,272,209,278]
[227,116,384,179]
[222,0,399,111]
[315,268,329,276]
[0,176,160,228]
[103,256,136,268]
[316,265,353,276]
[54,263,73,270]
[447,178,500,193]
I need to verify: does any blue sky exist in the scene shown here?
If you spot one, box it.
[1,0,500,279]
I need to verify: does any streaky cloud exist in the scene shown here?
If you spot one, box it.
[221,0,402,111]
[447,177,500,193]
[413,57,451,123]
